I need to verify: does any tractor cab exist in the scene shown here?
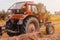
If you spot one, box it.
[8,2,26,14]
[7,1,35,20]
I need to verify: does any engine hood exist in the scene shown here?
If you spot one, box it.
[8,14,27,20]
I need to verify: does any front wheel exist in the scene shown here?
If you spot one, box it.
[46,22,54,34]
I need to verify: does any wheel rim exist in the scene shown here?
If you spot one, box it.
[26,23,36,33]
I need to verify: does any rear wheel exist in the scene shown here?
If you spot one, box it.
[46,22,54,34]
[24,17,40,33]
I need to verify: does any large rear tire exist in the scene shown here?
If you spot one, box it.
[23,17,40,33]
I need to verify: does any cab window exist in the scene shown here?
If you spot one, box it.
[31,6,38,14]
[28,5,38,15]
[28,5,31,11]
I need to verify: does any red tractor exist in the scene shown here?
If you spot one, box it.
[5,1,54,36]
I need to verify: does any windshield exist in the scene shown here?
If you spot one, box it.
[8,9,26,14]
[8,7,26,14]
[8,2,26,14]
[9,2,25,9]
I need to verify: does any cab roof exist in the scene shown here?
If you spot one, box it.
[8,1,36,10]
[16,1,35,5]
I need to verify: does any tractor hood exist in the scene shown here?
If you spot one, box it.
[8,14,27,20]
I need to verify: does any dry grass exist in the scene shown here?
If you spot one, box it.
[49,15,60,21]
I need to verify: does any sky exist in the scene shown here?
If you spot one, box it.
[0,0,60,14]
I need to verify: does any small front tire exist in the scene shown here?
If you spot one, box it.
[46,22,54,34]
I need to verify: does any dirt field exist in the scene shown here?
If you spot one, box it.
[0,20,60,40]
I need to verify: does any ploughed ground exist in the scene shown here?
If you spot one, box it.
[0,20,60,40]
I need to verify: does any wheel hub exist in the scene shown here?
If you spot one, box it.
[49,27,54,33]
[26,23,36,33]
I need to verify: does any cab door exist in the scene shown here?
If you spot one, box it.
[28,4,39,20]
[29,5,39,18]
